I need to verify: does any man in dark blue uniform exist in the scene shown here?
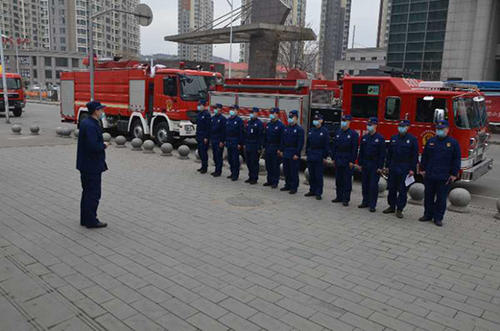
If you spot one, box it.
[244,107,264,184]
[358,117,386,212]
[77,101,108,228]
[279,110,304,194]
[419,120,461,226]
[196,100,211,174]
[210,103,226,177]
[383,120,419,218]
[305,114,330,200]
[263,107,284,188]
[225,105,245,181]
[331,114,359,206]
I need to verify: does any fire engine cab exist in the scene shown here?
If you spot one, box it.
[60,60,222,144]
[0,72,25,117]
[342,76,493,182]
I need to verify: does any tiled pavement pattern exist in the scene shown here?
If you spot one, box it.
[1,141,500,331]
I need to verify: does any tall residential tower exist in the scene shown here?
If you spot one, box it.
[178,0,214,62]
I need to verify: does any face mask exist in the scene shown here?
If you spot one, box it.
[288,117,295,125]
[100,112,106,120]
[436,129,446,137]
[230,110,236,117]
[197,106,203,111]
[312,120,319,127]
[214,109,219,115]
[398,126,407,134]
[249,113,255,119]
[367,125,374,133]
[269,114,276,120]
[341,121,348,128]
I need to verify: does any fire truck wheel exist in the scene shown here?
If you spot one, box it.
[154,121,172,145]
[130,119,145,140]
[13,107,22,117]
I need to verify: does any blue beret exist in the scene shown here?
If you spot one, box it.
[313,113,323,120]
[289,110,299,117]
[216,103,223,109]
[198,100,206,106]
[368,117,378,124]
[436,120,449,129]
[86,101,105,113]
[342,114,352,121]
[398,119,411,127]
[232,104,239,110]
[251,107,259,113]
[270,107,279,113]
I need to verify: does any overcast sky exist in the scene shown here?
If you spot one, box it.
[140,0,380,59]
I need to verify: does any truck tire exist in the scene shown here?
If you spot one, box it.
[13,107,22,117]
[130,119,145,140]
[154,121,173,144]
[77,112,89,128]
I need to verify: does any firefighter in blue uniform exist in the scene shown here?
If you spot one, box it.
[305,114,330,200]
[279,110,304,194]
[225,105,245,181]
[210,103,226,177]
[357,117,386,212]
[383,119,419,218]
[419,120,461,226]
[331,114,359,206]
[196,100,211,174]
[244,107,264,184]
[76,101,108,228]
[263,107,284,188]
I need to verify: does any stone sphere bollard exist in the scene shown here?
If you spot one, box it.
[304,168,310,185]
[56,127,64,136]
[115,135,126,148]
[495,199,500,220]
[194,149,201,163]
[102,132,112,143]
[73,129,79,138]
[408,182,425,205]
[259,158,266,173]
[178,144,190,159]
[11,124,22,135]
[131,138,143,151]
[62,127,72,138]
[161,143,173,156]
[378,178,387,197]
[29,125,40,135]
[448,188,471,213]
[142,140,155,154]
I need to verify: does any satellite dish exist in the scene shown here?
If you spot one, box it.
[135,4,153,27]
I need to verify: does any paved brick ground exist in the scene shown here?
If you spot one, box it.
[1,136,500,330]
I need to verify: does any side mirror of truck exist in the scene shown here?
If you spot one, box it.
[433,108,445,123]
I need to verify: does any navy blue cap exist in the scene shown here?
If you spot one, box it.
[198,100,206,106]
[342,114,352,121]
[436,120,449,129]
[86,101,105,113]
[216,103,223,109]
[313,113,323,120]
[289,110,299,117]
[368,117,378,125]
[398,119,411,127]
[270,107,279,113]
[231,104,239,110]
[251,107,259,113]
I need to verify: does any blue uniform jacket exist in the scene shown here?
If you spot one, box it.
[331,128,359,167]
[306,126,330,162]
[264,120,284,151]
[280,124,305,159]
[76,117,107,174]
[196,110,211,140]
[421,136,461,180]
[210,114,226,142]
[245,118,264,151]
[385,133,419,174]
[225,116,245,147]
[358,132,386,170]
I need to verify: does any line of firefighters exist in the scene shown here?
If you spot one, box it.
[196,101,461,227]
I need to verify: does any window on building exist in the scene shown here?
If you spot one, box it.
[32,56,37,65]
[416,97,447,123]
[56,71,62,79]
[45,70,52,79]
[350,57,355,61]
[371,56,377,60]
[55,58,68,67]
[348,70,354,75]
[360,57,366,61]
[385,97,401,120]
[44,57,52,66]
[72,58,80,67]
[351,84,380,118]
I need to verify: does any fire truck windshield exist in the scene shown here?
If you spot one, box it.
[179,75,216,101]
[453,97,488,129]
[0,78,21,90]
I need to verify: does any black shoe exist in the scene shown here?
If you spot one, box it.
[358,204,368,209]
[342,202,349,207]
[212,172,221,177]
[86,221,107,229]
[271,184,278,189]
[231,178,238,181]
[197,168,204,172]
[280,187,290,191]
[200,169,207,174]
[249,180,257,185]
[211,171,217,175]
[396,210,404,219]
[289,190,297,194]
[316,196,322,200]
[304,192,315,197]
[419,216,432,222]
[369,208,376,213]
[245,178,252,183]
[227,175,232,179]
[263,182,271,186]
[383,207,395,214]
[331,198,342,203]
[434,219,443,227]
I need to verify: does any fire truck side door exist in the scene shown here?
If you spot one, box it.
[162,75,178,111]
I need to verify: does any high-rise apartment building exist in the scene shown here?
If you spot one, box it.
[178,0,214,62]
[317,0,351,79]
[377,0,392,48]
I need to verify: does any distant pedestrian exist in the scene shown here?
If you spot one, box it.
[76,101,109,228]
[210,104,226,177]
[263,107,284,188]
[196,100,211,174]
[279,110,304,194]
[244,107,264,184]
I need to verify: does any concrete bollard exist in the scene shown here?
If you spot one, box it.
[378,178,387,197]
[178,144,190,159]
[62,127,72,138]
[11,124,22,135]
[495,199,500,220]
[29,125,40,135]
[73,129,79,138]
[56,127,64,136]
[408,182,425,205]
[448,188,471,213]
[194,149,201,163]
[142,140,155,154]
[115,135,126,148]
[304,168,310,185]
[102,132,112,143]
[161,143,173,156]
[131,138,143,151]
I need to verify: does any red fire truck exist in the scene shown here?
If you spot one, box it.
[0,72,25,117]
[60,60,222,144]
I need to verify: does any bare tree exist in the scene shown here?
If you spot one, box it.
[277,23,319,74]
